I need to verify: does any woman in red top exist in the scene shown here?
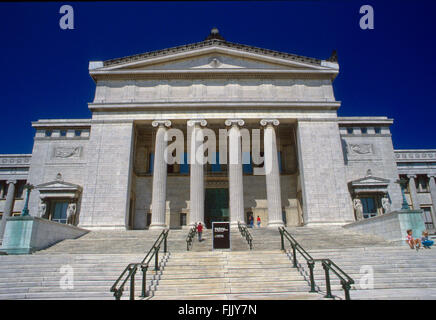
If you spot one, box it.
[197,222,203,242]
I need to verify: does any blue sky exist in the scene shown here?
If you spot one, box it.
[0,0,435,154]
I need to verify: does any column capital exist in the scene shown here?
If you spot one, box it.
[152,120,171,128]
[225,119,245,127]
[407,174,417,179]
[428,174,436,179]
[187,119,207,127]
[6,180,17,185]
[260,119,280,127]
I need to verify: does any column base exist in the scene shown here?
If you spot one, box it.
[188,222,206,229]
[230,221,245,229]
[267,221,285,228]
[149,223,168,230]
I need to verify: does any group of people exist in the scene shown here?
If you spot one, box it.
[197,222,434,251]
[247,215,261,228]
[406,229,434,251]
[195,216,262,242]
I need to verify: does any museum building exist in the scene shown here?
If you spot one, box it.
[0,29,435,237]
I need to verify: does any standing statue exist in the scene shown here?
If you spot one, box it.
[382,196,391,214]
[66,203,77,225]
[38,201,47,219]
[353,198,363,221]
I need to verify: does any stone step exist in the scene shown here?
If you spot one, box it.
[0,292,115,300]
[150,292,324,300]
[154,280,310,290]
[156,276,304,285]
[152,286,312,296]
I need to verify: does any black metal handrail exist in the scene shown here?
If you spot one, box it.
[238,221,253,250]
[278,227,354,300]
[110,229,169,300]
[313,258,354,300]
[186,225,197,251]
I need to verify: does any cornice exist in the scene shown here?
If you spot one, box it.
[90,68,337,81]
[88,101,341,112]
[101,39,323,69]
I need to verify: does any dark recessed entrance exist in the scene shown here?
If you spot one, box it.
[205,188,229,229]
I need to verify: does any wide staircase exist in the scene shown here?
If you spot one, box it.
[307,247,436,300]
[0,226,435,299]
[188,229,251,252]
[148,250,322,300]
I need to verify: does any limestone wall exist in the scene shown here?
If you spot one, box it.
[339,124,403,212]
[79,121,134,229]
[93,78,335,104]
[27,129,90,221]
[296,120,354,225]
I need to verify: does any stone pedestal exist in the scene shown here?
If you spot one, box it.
[0,216,88,254]
[343,209,425,246]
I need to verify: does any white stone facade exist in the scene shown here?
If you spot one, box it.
[1,30,435,233]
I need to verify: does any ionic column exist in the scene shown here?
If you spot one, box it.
[407,174,420,210]
[225,119,245,228]
[150,120,171,229]
[188,120,207,227]
[261,119,284,228]
[0,180,17,240]
[428,175,436,227]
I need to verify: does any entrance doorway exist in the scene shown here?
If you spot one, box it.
[50,200,69,224]
[205,188,229,228]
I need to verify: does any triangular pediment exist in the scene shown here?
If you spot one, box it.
[91,39,336,73]
[350,176,390,186]
[37,180,82,191]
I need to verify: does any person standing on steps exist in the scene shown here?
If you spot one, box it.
[197,222,203,242]
[248,215,254,228]
[257,216,261,228]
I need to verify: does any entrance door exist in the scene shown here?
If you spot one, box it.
[51,201,69,224]
[205,188,229,228]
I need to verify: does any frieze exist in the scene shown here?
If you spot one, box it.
[52,146,83,159]
[0,156,31,167]
[348,143,373,155]
[395,150,436,162]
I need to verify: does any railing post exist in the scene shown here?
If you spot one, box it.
[141,265,148,298]
[164,233,168,253]
[342,280,351,300]
[322,261,333,299]
[280,228,285,251]
[130,265,137,300]
[155,247,159,271]
[307,260,316,293]
[114,288,123,300]
[291,243,297,268]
